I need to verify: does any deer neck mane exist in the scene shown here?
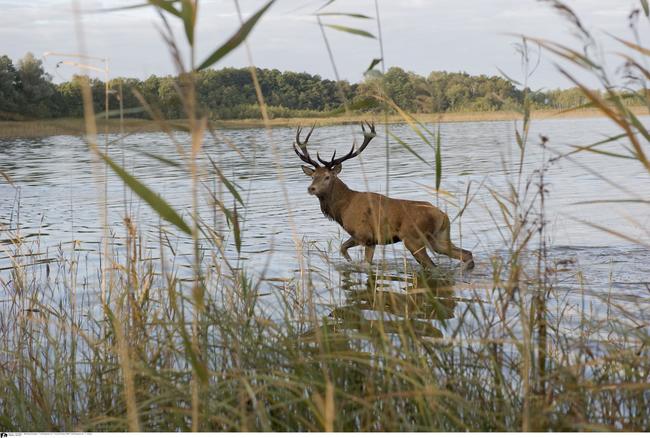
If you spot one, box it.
[318,177,354,226]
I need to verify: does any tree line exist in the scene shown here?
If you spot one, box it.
[0,52,621,121]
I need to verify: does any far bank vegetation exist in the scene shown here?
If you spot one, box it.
[1,52,643,123]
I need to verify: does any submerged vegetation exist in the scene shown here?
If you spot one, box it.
[1,0,650,432]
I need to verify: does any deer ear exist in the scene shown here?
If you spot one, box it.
[332,163,342,175]
[301,165,315,177]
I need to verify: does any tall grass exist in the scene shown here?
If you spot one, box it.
[1,0,649,432]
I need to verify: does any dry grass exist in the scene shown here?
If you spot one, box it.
[0,118,162,139]
[2,0,649,432]
[2,106,646,139]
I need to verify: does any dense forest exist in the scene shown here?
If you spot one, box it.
[0,52,608,121]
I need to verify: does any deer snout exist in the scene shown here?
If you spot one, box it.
[308,185,316,195]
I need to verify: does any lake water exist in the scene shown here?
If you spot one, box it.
[1,117,649,324]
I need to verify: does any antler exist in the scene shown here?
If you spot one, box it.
[317,121,376,169]
[293,124,320,168]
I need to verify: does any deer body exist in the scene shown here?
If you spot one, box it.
[294,123,474,270]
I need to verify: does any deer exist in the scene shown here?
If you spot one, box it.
[293,122,474,270]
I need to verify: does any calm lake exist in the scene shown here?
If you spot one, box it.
[1,116,649,323]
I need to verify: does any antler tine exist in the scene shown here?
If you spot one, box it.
[304,123,315,143]
[317,150,336,166]
[319,121,376,168]
[295,123,315,147]
[293,124,320,168]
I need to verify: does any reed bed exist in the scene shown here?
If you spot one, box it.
[3,107,648,140]
[0,0,649,432]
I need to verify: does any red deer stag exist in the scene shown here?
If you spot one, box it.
[293,122,474,270]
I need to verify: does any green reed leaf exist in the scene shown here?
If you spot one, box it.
[642,0,650,17]
[97,150,191,234]
[515,129,524,151]
[180,0,197,46]
[94,0,178,14]
[149,0,181,16]
[98,2,149,12]
[566,144,636,160]
[562,133,631,159]
[232,201,242,254]
[198,0,275,70]
[139,151,184,168]
[365,58,382,73]
[323,24,375,39]
[388,131,429,166]
[207,156,244,205]
[316,12,372,19]
[624,107,650,142]
[166,284,209,383]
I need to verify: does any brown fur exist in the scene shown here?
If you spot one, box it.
[303,166,474,269]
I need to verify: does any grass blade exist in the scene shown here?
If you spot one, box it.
[97,150,192,234]
[232,201,242,253]
[322,24,375,39]
[150,0,181,16]
[93,0,178,13]
[138,151,184,168]
[181,0,197,46]
[573,198,650,205]
[0,169,15,188]
[316,12,372,19]
[207,156,244,205]
[387,131,430,166]
[197,0,275,70]
[365,58,382,73]
[435,128,442,191]
[609,33,650,57]
[316,0,336,11]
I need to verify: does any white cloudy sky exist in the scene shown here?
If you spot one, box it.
[0,0,644,89]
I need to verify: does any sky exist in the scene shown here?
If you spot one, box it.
[0,0,644,89]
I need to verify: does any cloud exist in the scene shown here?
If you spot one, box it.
[0,0,644,89]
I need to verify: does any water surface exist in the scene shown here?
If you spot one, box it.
[1,117,649,324]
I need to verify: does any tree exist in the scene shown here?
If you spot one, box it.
[0,55,22,119]
[16,52,56,118]
[383,67,417,111]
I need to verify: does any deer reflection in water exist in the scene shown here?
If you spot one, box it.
[301,268,458,349]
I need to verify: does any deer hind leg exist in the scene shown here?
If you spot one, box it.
[341,237,360,262]
[403,238,436,270]
[430,225,474,269]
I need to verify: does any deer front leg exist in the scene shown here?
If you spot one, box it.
[364,245,375,264]
[341,237,359,262]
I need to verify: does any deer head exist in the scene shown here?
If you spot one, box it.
[293,122,376,197]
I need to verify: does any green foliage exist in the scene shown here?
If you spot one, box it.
[1,52,632,121]
[97,149,192,235]
[0,55,22,119]
[197,0,276,71]
[1,53,56,120]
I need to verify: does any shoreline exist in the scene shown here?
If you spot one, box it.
[1,107,646,139]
